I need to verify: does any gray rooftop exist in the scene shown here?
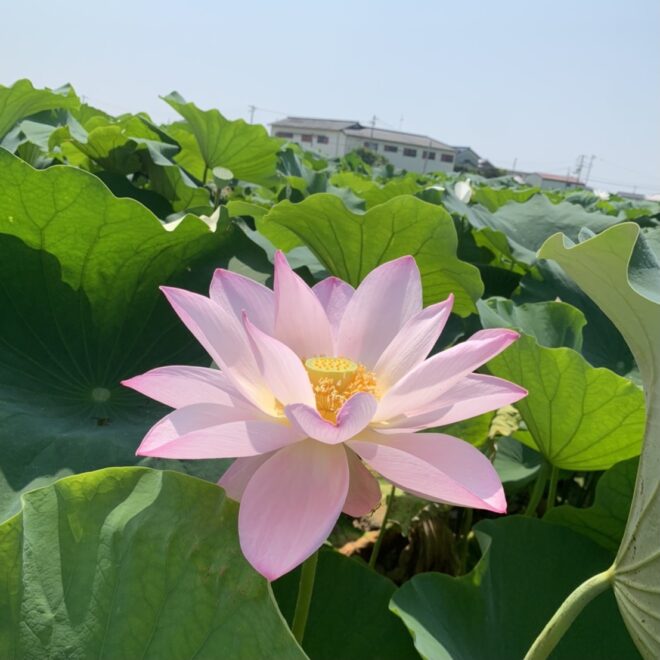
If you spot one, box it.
[271,116,453,151]
[271,117,362,131]
[345,126,453,151]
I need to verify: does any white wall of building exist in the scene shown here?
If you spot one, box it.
[344,136,454,173]
[272,128,347,159]
[271,125,455,174]
[523,173,581,190]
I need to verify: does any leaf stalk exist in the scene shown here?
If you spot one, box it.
[524,565,615,660]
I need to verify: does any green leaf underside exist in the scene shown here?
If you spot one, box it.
[487,334,644,470]
[546,458,637,553]
[258,193,483,314]
[470,185,538,212]
[273,549,418,660]
[0,79,79,141]
[0,467,304,659]
[515,259,634,374]
[0,150,269,519]
[389,517,637,660]
[494,435,543,489]
[539,223,660,658]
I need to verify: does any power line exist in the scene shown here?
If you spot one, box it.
[587,177,660,192]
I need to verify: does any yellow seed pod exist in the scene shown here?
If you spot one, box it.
[304,356,358,389]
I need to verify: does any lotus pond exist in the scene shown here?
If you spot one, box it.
[0,79,658,660]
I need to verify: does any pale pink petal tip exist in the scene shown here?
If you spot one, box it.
[238,441,349,580]
[349,431,506,514]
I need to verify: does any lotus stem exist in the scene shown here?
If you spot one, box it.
[369,484,396,569]
[546,465,560,512]
[524,566,615,660]
[524,461,550,516]
[291,550,319,644]
[458,507,474,574]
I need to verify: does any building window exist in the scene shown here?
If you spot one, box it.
[384,145,398,153]
[441,153,454,163]
[423,151,436,160]
[403,148,417,157]
[363,141,378,151]
[276,131,293,138]
[317,135,329,144]
[301,134,313,143]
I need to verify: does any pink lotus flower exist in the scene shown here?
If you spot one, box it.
[124,254,525,580]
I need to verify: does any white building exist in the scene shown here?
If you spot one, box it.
[270,117,456,173]
[453,146,480,171]
[522,172,586,190]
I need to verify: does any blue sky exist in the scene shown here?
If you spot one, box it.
[3,0,659,193]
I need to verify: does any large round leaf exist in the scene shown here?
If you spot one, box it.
[163,92,280,185]
[487,334,644,470]
[0,467,304,659]
[273,549,418,660]
[546,457,637,553]
[478,297,586,351]
[0,79,78,141]
[0,150,270,519]
[258,193,483,314]
[540,223,660,658]
[445,192,619,264]
[389,517,637,660]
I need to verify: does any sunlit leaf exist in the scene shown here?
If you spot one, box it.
[0,467,304,659]
[0,79,79,141]
[486,334,644,470]
[259,193,483,314]
[163,92,280,185]
[0,150,269,519]
[540,223,660,658]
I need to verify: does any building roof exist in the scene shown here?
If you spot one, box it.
[271,116,362,131]
[454,146,479,156]
[344,126,453,151]
[535,172,584,184]
[270,116,453,151]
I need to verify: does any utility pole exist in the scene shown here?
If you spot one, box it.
[423,136,432,174]
[248,105,256,123]
[512,157,518,172]
[574,154,586,183]
[370,115,377,138]
[399,115,404,130]
[584,154,596,186]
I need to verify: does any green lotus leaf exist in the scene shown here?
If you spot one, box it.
[545,457,637,553]
[0,150,270,520]
[539,223,660,658]
[389,517,636,659]
[273,549,417,660]
[163,92,280,185]
[0,467,304,659]
[486,334,644,470]
[0,79,79,141]
[258,193,483,314]
[478,297,586,351]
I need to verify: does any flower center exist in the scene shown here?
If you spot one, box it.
[304,356,378,424]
